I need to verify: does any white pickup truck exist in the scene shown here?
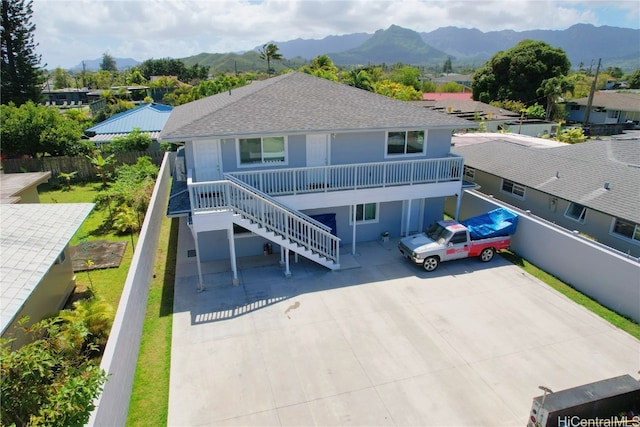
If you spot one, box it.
[398,208,518,272]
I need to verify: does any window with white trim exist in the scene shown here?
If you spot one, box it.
[501,179,525,199]
[565,202,587,223]
[463,166,475,180]
[238,136,286,165]
[350,203,378,224]
[386,131,424,156]
[611,218,640,243]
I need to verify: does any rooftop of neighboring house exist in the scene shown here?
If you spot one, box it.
[428,73,473,84]
[0,203,94,335]
[416,98,519,121]
[566,91,640,112]
[421,92,473,102]
[85,102,173,143]
[451,133,640,224]
[160,72,474,141]
[0,171,51,204]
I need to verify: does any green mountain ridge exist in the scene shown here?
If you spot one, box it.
[328,25,449,66]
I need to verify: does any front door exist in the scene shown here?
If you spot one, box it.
[306,134,330,187]
[193,139,222,181]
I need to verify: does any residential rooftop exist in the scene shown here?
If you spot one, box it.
[0,203,94,334]
[0,171,51,204]
[85,102,173,143]
[566,91,640,112]
[160,72,474,141]
[452,133,640,224]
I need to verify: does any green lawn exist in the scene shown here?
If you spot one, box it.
[39,182,133,307]
[127,216,177,427]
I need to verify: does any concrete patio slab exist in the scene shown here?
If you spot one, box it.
[168,220,639,426]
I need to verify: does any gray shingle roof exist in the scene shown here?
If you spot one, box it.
[452,138,640,224]
[160,72,474,141]
[568,92,640,112]
[1,203,94,334]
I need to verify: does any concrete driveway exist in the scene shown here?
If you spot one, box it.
[168,222,639,426]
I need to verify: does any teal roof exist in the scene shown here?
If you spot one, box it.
[87,103,173,135]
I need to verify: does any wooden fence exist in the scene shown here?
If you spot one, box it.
[1,151,166,181]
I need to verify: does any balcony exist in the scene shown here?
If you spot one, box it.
[226,155,463,197]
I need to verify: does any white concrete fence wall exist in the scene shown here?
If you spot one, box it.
[447,190,640,323]
[88,152,174,426]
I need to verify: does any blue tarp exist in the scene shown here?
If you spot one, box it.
[461,208,519,240]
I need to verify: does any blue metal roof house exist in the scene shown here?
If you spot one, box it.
[85,103,173,148]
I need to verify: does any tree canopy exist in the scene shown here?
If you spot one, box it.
[138,58,209,84]
[100,52,117,72]
[1,0,43,105]
[471,40,570,105]
[0,101,93,158]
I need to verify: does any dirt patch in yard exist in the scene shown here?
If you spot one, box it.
[70,240,128,272]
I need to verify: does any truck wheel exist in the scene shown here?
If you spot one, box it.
[423,256,439,272]
[480,248,494,262]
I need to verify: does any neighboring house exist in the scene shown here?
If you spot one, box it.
[0,171,51,204]
[415,98,557,137]
[41,88,89,106]
[565,91,640,131]
[161,72,472,286]
[428,73,473,89]
[85,103,173,149]
[452,133,640,257]
[0,203,94,348]
[421,92,473,102]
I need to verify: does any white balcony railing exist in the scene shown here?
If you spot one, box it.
[226,156,463,196]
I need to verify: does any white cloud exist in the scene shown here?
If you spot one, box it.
[31,0,637,69]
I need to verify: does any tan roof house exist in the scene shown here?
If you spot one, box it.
[0,171,51,204]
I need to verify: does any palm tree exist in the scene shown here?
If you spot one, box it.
[57,171,78,191]
[86,151,116,187]
[57,296,115,357]
[346,69,373,91]
[259,43,283,76]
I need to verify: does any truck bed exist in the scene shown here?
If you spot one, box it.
[461,208,518,240]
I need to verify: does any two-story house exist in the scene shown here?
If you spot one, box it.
[161,72,473,287]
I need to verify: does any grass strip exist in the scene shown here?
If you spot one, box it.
[501,250,640,340]
[127,216,178,427]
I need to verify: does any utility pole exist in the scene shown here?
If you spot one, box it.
[583,58,601,126]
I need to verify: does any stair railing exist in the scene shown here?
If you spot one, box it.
[188,172,340,265]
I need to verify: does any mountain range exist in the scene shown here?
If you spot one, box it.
[74,23,640,73]
[271,23,639,71]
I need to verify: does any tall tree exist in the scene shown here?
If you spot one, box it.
[259,43,283,75]
[100,52,117,72]
[537,76,574,120]
[471,40,570,105]
[1,0,43,105]
[442,57,453,74]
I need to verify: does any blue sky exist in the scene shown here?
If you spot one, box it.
[32,0,640,69]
